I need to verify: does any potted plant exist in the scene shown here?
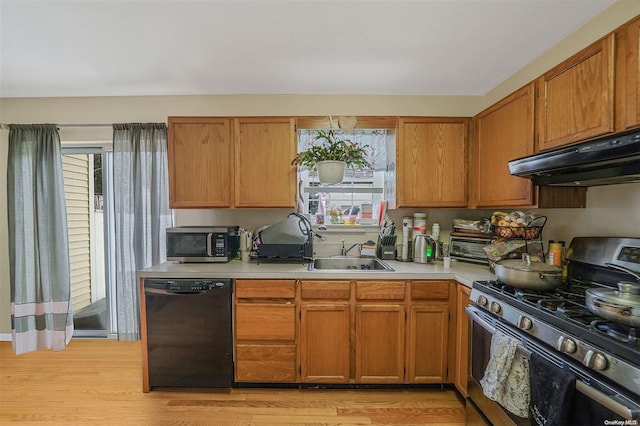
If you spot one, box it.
[291,130,371,184]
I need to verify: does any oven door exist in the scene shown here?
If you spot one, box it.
[466,305,639,424]
[467,306,529,426]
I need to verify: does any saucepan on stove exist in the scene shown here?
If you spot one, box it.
[586,263,640,327]
[494,253,562,290]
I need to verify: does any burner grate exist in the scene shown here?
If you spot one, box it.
[592,321,639,347]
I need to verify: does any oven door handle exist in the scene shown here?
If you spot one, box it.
[465,305,496,334]
[576,380,635,420]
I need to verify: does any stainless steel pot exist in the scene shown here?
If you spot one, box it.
[494,254,562,290]
[586,281,640,326]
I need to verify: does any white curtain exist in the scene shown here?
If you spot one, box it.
[112,123,171,341]
[7,124,74,354]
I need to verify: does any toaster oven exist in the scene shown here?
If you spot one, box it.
[449,235,493,264]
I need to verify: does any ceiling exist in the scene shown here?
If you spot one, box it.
[0,0,616,98]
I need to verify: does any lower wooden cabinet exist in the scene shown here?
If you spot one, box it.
[454,283,471,396]
[234,279,297,383]
[355,281,406,383]
[235,279,453,385]
[406,281,450,383]
[299,303,351,383]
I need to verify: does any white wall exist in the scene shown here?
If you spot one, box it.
[0,0,638,335]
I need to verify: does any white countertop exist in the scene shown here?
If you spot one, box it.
[138,258,495,287]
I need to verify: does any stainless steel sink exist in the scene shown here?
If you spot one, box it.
[308,256,394,272]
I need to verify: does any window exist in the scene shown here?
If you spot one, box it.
[296,129,394,225]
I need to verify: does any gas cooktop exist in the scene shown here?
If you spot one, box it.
[473,280,639,366]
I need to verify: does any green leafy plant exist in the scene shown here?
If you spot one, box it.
[292,130,371,170]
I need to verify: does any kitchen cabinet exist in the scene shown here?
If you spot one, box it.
[454,283,471,397]
[233,117,297,208]
[397,117,468,208]
[167,116,296,208]
[168,117,233,208]
[406,280,450,383]
[473,83,536,208]
[536,34,615,151]
[616,15,640,130]
[234,279,297,383]
[298,280,351,383]
[354,281,405,383]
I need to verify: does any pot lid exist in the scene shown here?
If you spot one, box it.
[587,281,640,304]
[498,258,562,274]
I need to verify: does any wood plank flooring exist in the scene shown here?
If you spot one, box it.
[0,340,465,425]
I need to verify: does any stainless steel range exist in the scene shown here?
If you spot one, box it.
[466,237,640,425]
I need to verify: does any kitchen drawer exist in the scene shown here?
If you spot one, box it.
[410,281,450,300]
[300,280,351,299]
[235,344,297,382]
[356,281,405,300]
[235,279,296,299]
[235,303,296,341]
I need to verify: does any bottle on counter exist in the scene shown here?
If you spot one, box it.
[413,212,427,235]
[431,223,440,241]
[548,242,563,267]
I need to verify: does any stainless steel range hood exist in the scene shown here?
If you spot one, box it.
[508,129,640,186]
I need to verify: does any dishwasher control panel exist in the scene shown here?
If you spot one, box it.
[144,278,230,292]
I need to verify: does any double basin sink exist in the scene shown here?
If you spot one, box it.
[307,256,394,272]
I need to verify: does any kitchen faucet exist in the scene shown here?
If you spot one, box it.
[341,240,362,256]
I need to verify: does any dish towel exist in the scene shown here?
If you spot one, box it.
[529,352,576,426]
[480,330,530,418]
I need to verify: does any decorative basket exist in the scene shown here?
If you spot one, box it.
[491,216,546,241]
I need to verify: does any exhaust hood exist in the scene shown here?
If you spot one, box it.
[508,129,640,186]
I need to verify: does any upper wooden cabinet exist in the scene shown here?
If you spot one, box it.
[397,117,469,207]
[473,83,536,208]
[234,117,297,208]
[168,117,233,208]
[167,116,296,208]
[536,33,615,151]
[616,15,640,130]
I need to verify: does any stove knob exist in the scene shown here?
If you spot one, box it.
[490,301,502,314]
[477,295,488,307]
[555,336,577,354]
[517,315,533,330]
[583,350,608,371]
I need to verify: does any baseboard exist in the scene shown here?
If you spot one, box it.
[0,333,11,342]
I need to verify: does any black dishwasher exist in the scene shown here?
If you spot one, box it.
[143,278,232,389]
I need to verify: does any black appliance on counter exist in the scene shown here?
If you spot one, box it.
[466,237,640,425]
[142,278,233,390]
[252,213,320,262]
[508,128,640,186]
[166,226,240,263]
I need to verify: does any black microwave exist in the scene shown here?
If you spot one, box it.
[166,226,240,263]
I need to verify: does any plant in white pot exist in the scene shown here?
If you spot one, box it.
[291,130,371,184]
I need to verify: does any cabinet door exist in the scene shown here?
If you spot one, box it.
[474,83,535,208]
[454,284,471,397]
[355,304,405,383]
[537,34,615,150]
[167,117,232,208]
[397,118,468,207]
[234,117,296,207]
[406,304,449,383]
[299,303,351,383]
[621,16,640,130]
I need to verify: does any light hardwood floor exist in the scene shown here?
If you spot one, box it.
[0,340,465,425]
